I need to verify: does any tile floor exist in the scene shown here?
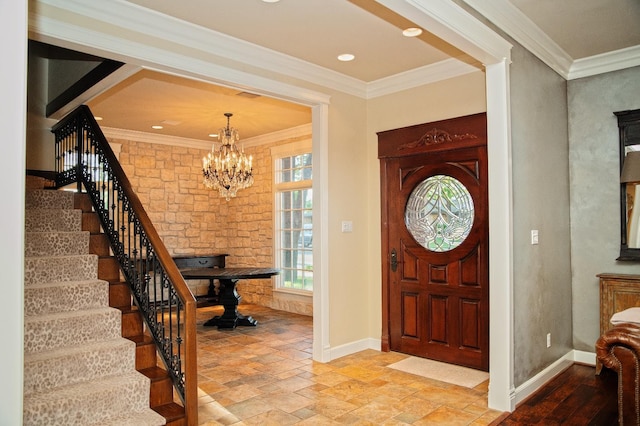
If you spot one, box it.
[195,304,503,425]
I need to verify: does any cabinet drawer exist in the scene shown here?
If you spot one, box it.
[173,254,227,269]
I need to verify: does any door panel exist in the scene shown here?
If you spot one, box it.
[428,295,448,344]
[378,113,488,371]
[402,292,419,338]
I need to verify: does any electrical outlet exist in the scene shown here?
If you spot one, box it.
[341,221,353,233]
[546,333,551,348]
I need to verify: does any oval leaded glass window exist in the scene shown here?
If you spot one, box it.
[405,174,474,252]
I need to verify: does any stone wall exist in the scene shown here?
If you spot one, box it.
[109,134,312,315]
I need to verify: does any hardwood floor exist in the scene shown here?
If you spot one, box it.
[493,363,618,425]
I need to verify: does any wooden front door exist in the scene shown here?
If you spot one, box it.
[378,113,489,371]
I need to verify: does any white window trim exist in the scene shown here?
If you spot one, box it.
[269,139,312,161]
[271,138,313,294]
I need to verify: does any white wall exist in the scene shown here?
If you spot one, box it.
[568,65,640,352]
[0,0,27,424]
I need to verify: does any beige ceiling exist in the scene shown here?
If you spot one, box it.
[88,70,312,141]
[80,0,640,142]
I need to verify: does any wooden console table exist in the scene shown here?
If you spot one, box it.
[597,273,640,373]
[173,254,228,307]
[180,267,280,329]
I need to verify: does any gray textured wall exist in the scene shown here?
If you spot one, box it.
[568,66,640,352]
[509,43,573,387]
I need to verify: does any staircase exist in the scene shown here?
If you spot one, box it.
[23,176,184,425]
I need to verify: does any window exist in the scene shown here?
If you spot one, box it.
[405,175,474,252]
[272,141,313,293]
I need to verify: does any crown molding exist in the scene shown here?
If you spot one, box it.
[102,127,210,150]
[568,45,640,80]
[102,123,312,150]
[462,0,640,81]
[30,0,334,103]
[31,0,368,97]
[367,58,481,98]
[461,0,572,79]
[243,124,313,147]
[31,0,500,101]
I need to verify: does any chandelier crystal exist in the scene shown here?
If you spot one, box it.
[202,113,254,200]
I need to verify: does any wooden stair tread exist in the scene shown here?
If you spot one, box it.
[127,333,154,345]
[139,366,171,381]
[153,402,185,424]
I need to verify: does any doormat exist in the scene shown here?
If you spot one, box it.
[387,356,489,389]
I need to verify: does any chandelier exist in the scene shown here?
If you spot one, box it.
[202,113,254,200]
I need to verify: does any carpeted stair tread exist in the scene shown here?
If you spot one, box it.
[23,182,170,424]
[91,409,166,426]
[23,371,160,426]
[24,254,98,285]
[25,188,75,209]
[24,337,136,395]
[24,280,109,315]
[25,208,82,232]
[24,307,122,354]
[25,230,90,257]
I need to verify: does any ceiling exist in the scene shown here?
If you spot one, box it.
[46,0,640,142]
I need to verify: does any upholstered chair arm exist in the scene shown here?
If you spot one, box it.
[596,323,640,425]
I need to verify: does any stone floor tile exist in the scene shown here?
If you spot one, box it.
[414,405,479,425]
[349,400,403,423]
[243,408,301,425]
[212,383,264,403]
[257,390,313,413]
[225,396,272,419]
[195,304,498,425]
[308,394,360,419]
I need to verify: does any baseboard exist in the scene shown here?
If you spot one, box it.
[513,349,596,406]
[573,350,596,366]
[329,338,381,360]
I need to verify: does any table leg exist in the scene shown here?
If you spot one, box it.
[203,278,257,328]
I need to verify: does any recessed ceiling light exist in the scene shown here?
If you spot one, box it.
[337,53,355,62]
[151,125,163,130]
[262,0,280,2]
[403,27,423,37]
[94,116,103,121]
[208,133,218,138]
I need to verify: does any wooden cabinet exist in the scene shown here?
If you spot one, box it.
[599,273,640,335]
[597,273,640,372]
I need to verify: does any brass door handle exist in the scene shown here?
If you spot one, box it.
[390,249,398,272]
